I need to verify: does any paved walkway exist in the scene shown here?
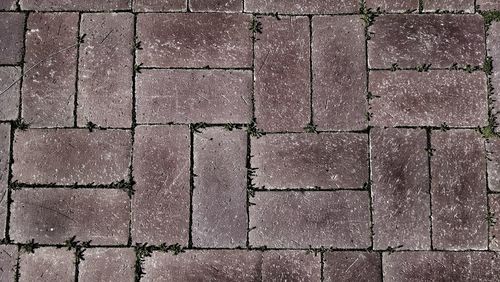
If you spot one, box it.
[1,0,500,281]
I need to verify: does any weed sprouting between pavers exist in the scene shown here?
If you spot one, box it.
[134,243,185,280]
[20,239,39,254]
[246,119,265,138]
[12,118,30,131]
[303,122,318,134]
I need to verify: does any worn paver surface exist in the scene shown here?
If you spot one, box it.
[0,1,500,281]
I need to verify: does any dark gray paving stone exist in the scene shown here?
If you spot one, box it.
[19,0,130,11]
[136,69,252,124]
[383,251,500,281]
[19,248,74,282]
[324,251,382,282]
[368,15,485,68]
[137,13,252,68]
[0,123,10,237]
[22,12,78,127]
[11,188,129,244]
[489,194,500,250]
[312,16,367,131]
[0,245,17,281]
[371,128,431,250]
[132,125,190,245]
[423,0,475,12]
[431,130,488,250]
[192,128,247,248]
[249,191,371,248]
[477,0,500,10]
[0,67,20,121]
[78,13,134,128]
[0,0,17,10]
[142,250,262,281]
[487,139,500,192]
[489,22,500,130]
[0,13,25,64]
[254,16,310,132]
[12,129,131,185]
[251,133,369,189]
[262,251,321,281]
[190,0,242,11]
[79,248,135,282]
[365,0,419,12]
[244,0,359,13]
[133,0,186,11]
[369,71,488,127]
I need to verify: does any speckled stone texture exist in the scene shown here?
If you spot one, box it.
[12,129,131,185]
[324,252,382,282]
[0,124,8,235]
[133,0,186,11]
[190,0,242,12]
[0,245,17,281]
[19,0,130,11]
[0,0,16,10]
[371,128,431,250]
[0,13,25,65]
[423,0,475,12]
[19,248,74,282]
[78,248,136,282]
[369,71,488,127]
[137,13,252,68]
[478,0,500,10]
[365,0,419,12]
[192,128,247,248]
[262,251,321,281]
[249,191,371,248]
[254,16,310,132]
[368,15,485,68]
[487,138,500,192]
[489,22,500,129]
[244,0,359,14]
[489,194,500,250]
[0,67,20,121]
[251,133,369,189]
[77,13,134,128]
[431,130,488,250]
[136,69,252,124]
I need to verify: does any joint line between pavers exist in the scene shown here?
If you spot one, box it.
[320,251,324,281]
[245,132,252,248]
[308,15,314,126]
[485,138,491,250]
[73,12,82,128]
[188,125,195,248]
[427,128,434,250]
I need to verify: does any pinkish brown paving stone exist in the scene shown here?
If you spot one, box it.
[19,0,130,11]
[142,250,262,281]
[489,22,500,128]
[489,194,500,250]
[0,0,17,10]
[324,252,381,282]
[133,0,186,11]
[254,16,310,132]
[262,251,321,281]
[431,130,488,250]
[136,69,252,124]
[192,128,247,248]
[371,128,431,250]
[423,0,475,12]
[79,248,135,282]
[11,189,129,244]
[0,245,17,281]
[77,13,134,128]
[190,0,242,11]
[12,129,131,185]
[487,139,500,192]
[132,125,190,245]
[0,67,20,121]
[312,16,367,131]
[22,12,78,127]
[368,15,485,68]
[0,124,9,238]
[244,0,358,13]
[369,71,488,127]
[383,251,500,281]
[251,133,368,189]
[19,248,74,282]
[478,0,500,10]
[249,191,371,248]
[365,0,419,12]
[0,13,25,65]
[137,13,252,68]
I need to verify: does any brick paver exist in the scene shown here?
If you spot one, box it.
[423,0,475,12]
[0,245,17,281]
[366,0,419,12]
[0,67,20,121]
[0,13,25,65]
[489,194,500,250]
[244,0,359,14]
[324,251,381,282]
[487,139,500,192]
[477,0,500,10]
[190,0,243,12]
[19,0,130,11]
[78,248,135,282]
[0,0,16,10]
[489,22,500,128]
[262,251,321,281]
[19,247,74,282]
[0,123,10,236]
[133,0,186,12]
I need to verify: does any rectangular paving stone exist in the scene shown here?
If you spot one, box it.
[371,128,431,250]
[19,248,74,282]
[244,0,358,13]
[487,139,500,192]
[0,13,25,64]
[193,128,247,248]
[369,71,488,127]
[431,130,488,250]
[190,0,242,12]
[19,0,130,11]
[77,13,134,128]
[11,188,129,244]
[136,69,252,124]
[262,251,321,281]
[423,0,475,12]
[324,252,381,282]
[12,129,131,185]
[137,13,252,68]
[249,191,371,248]
[22,12,78,127]
[366,0,419,12]
[254,16,310,132]
[0,0,17,10]
[312,16,367,131]
[79,248,135,282]
[383,251,500,281]
[251,133,368,189]
[142,250,262,281]
[0,245,17,281]
[132,125,190,244]
[490,194,500,250]
[0,67,20,121]
[489,22,500,129]
[0,124,10,238]
[133,0,186,11]
[478,0,500,10]
[368,15,485,68]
